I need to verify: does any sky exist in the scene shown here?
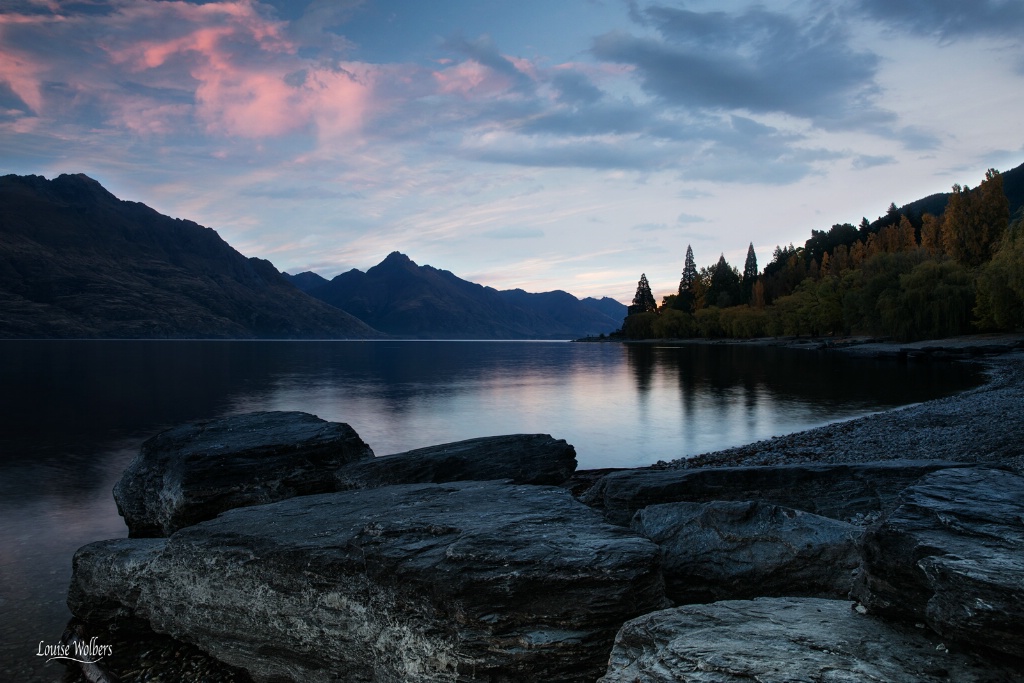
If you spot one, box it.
[2,0,1023,303]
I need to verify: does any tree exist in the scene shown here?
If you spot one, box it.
[941,170,1009,267]
[743,242,758,281]
[920,213,942,256]
[630,273,657,314]
[898,215,917,251]
[741,242,758,305]
[974,225,1024,331]
[707,254,741,308]
[679,245,698,293]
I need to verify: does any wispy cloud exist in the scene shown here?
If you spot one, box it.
[857,0,1024,40]
[592,4,884,128]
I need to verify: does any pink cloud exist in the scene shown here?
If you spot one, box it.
[0,48,44,113]
[432,60,516,98]
[97,0,373,140]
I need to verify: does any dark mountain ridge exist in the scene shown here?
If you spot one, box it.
[0,173,378,339]
[873,162,1024,231]
[297,252,625,339]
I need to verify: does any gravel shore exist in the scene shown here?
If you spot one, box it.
[669,344,1024,475]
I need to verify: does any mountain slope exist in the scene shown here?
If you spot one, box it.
[0,173,379,339]
[307,252,623,339]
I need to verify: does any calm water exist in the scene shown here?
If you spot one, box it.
[0,339,981,681]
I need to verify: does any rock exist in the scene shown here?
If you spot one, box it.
[336,433,576,489]
[579,460,973,526]
[853,467,1024,659]
[70,481,666,683]
[113,411,374,537]
[599,597,1020,683]
[632,500,860,604]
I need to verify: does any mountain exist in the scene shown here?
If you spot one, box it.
[582,296,628,321]
[306,252,624,339]
[877,161,1024,229]
[0,173,379,339]
[284,271,329,293]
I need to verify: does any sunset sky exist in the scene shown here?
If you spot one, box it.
[2,0,1023,302]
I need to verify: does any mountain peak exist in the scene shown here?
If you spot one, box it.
[382,251,414,265]
[51,173,119,205]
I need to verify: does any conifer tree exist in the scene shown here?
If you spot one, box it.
[743,242,758,282]
[679,245,698,294]
[631,273,657,313]
[707,254,741,308]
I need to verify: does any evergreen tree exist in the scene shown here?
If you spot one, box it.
[679,245,698,294]
[743,242,758,281]
[707,254,742,308]
[741,242,758,304]
[631,273,657,313]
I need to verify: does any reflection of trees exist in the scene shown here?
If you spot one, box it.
[624,342,982,419]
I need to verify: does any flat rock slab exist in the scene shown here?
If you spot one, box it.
[599,597,1022,683]
[854,467,1024,659]
[336,433,577,489]
[114,411,374,537]
[70,481,666,683]
[580,460,972,525]
[633,500,859,604]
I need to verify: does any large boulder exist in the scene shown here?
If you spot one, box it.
[853,467,1024,659]
[579,460,972,525]
[113,411,374,537]
[633,500,860,604]
[70,481,666,683]
[599,597,1019,683]
[336,433,576,489]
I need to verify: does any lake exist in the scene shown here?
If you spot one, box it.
[0,339,982,681]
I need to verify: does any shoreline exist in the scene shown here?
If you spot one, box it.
[657,334,1024,474]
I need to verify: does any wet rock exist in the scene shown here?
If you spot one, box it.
[579,460,973,525]
[632,500,860,604]
[853,467,1024,659]
[599,597,1020,683]
[335,433,576,489]
[113,411,373,537]
[70,481,666,683]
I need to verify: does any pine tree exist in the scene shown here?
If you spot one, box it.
[708,254,741,308]
[631,273,657,313]
[679,245,698,294]
[743,243,758,281]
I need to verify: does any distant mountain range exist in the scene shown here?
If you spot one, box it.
[0,173,376,338]
[286,253,626,339]
[0,173,625,339]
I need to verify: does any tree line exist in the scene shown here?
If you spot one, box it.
[621,168,1023,342]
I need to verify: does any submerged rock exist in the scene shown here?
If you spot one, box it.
[599,597,1020,683]
[335,433,577,489]
[113,411,374,537]
[70,481,666,683]
[632,500,860,604]
[853,467,1024,659]
[579,460,973,525]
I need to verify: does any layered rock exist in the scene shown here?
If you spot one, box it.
[632,500,859,604]
[336,434,576,489]
[599,597,1019,683]
[71,481,666,683]
[853,467,1024,659]
[579,460,971,525]
[113,411,373,537]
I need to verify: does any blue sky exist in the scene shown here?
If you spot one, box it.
[2,0,1023,302]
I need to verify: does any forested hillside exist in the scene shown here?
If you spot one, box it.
[622,164,1024,342]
